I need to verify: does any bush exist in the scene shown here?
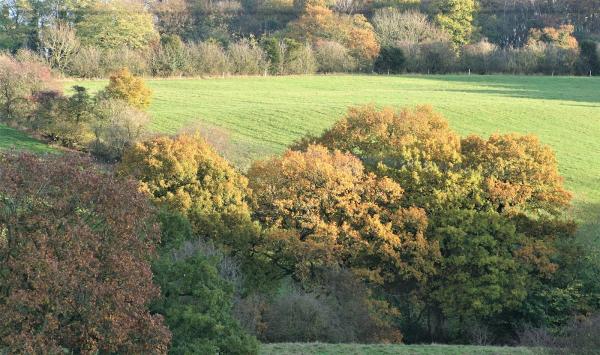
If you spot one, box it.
[520,314,600,353]
[399,40,457,73]
[31,86,95,148]
[67,46,103,78]
[90,98,150,161]
[314,40,357,73]
[0,153,170,353]
[0,54,58,126]
[100,68,152,109]
[374,46,405,74]
[187,41,230,76]
[578,40,600,75]
[228,39,269,75]
[262,270,402,343]
[460,39,498,74]
[149,35,189,77]
[419,40,457,73]
[101,47,150,76]
[153,215,259,355]
[283,41,317,75]
[262,37,317,75]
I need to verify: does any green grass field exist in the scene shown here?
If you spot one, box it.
[0,124,55,153]
[259,343,540,354]
[64,74,600,244]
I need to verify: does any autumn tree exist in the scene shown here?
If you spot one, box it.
[0,153,170,353]
[287,5,380,69]
[247,144,439,287]
[118,133,255,249]
[100,67,152,109]
[527,25,579,50]
[461,133,571,216]
[295,105,579,341]
[295,105,481,213]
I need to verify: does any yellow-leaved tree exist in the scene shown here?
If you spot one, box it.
[247,144,440,287]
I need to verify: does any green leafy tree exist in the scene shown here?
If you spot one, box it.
[430,210,529,332]
[374,46,406,74]
[428,0,476,46]
[152,211,259,355]
[76,0,158,50]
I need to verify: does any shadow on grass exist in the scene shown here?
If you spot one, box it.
[573,200,600,247]
[412,75,600,105]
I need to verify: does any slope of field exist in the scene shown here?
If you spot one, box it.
[260,343,538,354]
[65,75,600,244]
[0,124,55,153]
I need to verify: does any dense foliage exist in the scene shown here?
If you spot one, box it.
[1,0,599,76]
[0,153,170,353]
[292,105,590,343]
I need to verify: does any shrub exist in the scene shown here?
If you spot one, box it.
[461,39,498,74]
[262,270,402,343]
[100,68,152,109]
[372,9,449,47]
[228,38,269,75]
[374,46,405,74]
[283,41,317,75]
[149,35,189,77]
[90,98,150,161]
[579,40,600,75]
[31,86,95,148]
[67,46,103,78]
[419,40,457,73]
[101,47,150,76]
[187,41,230,76]
[153,216,259,354]
[398,40,457,73]
[314,40,357,73]
[0,55,58,126]
[0,153,170,353]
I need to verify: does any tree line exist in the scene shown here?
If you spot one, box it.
[1,68,599,353]
[1,0,600,76]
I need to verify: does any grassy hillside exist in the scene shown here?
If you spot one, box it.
[64,74,600,244]
[0,124,55,153]
[260,343,539,354]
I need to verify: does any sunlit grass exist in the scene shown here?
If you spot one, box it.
[64,74,600,245]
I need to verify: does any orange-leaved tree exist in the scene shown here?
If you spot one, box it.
[247,144,439,286]
[287,5,380,69]
[0,153,170,354]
